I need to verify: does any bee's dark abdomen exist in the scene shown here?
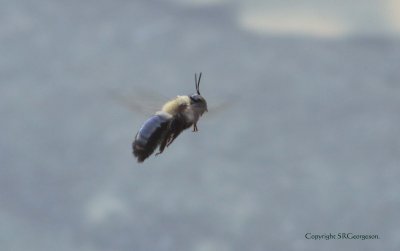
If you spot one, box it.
[132,115,170,162]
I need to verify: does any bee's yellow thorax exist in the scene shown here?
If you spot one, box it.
[161,96,190,115]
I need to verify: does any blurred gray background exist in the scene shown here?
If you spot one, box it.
[1,0,400,250]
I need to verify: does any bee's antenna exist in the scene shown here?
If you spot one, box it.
[195,72,202,95]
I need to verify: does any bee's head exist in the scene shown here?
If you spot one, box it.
[189,72,208,115]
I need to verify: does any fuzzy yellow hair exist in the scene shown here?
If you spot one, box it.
[161,96,190,115]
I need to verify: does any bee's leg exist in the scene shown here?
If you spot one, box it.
[165,116,185,147]
[155,136,169,156]
[166,135,174,147]
[192,123,198,132]
[155,126,173,156]
[166,131,183,147]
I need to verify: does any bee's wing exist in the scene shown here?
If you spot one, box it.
[109,88,169,116]
[207,101,231,117]
[205,94,239,118]
[110,87,236,118]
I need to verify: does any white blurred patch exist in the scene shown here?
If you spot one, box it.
[239,11,347,37]
[237,0,400,37]
[85,193,130,224]
[386,0,400,32]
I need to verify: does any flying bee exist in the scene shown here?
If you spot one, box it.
[132,73,208,163]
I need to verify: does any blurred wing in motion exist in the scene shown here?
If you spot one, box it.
[206,99,234,118]
[109,88,169,116]
[109,88,237,117]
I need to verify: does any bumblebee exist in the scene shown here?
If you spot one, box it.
[132,73,208,162]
